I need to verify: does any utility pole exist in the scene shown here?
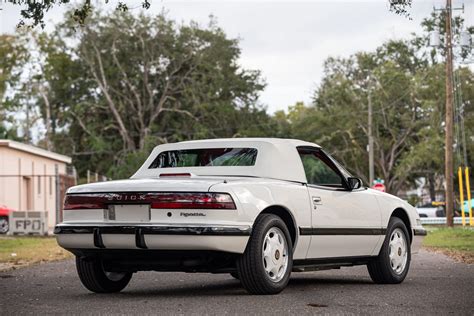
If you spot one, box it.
[445,0,454,227]
[368,88,374,186]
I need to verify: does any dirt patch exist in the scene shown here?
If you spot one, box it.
[424,246,474,264]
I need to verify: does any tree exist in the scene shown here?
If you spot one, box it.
[0,34,29,140]
[8,0,413,29]
[0,34,30,101]
[8,0,150,28]
[65,13,263,152]
[272,12,473,197]
[279,39,473,196]
[316,43,428,194]
[7,11,266,179]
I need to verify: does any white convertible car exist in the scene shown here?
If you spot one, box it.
[55,138,426,294]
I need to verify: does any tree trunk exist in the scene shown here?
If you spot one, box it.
[39,88,53,151]
[428,173,436,202]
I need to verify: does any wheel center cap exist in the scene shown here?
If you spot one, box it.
[275,249,280,260]
[398,248,402,256]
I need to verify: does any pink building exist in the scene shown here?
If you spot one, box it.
[0,140,73,232]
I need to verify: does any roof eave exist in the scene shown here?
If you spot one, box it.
[0,140,72,164]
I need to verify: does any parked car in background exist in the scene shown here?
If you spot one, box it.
[461,199,474,216]
[55,138,426,295]
[0,205,13,234]
[416,203,445,218]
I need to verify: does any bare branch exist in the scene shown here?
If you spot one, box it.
[85,42,135,150]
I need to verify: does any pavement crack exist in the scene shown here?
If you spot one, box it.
[307,303,328,308]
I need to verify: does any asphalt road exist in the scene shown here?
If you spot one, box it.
[0,249,472,315]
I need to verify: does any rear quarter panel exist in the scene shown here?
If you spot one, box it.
[209,179,312,260]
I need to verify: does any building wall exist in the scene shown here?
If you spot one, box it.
[0,146,68,230]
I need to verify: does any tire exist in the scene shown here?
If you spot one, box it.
[75,256,132,293]
[230,272,240,280]
[237,214,293,295]
[367,217,411,284]
[0,216,9,234]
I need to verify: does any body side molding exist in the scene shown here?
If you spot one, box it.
[299,227,387,236]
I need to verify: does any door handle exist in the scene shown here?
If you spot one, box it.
[312,196,322,204]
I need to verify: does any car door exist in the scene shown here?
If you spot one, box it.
[297,147,383,259]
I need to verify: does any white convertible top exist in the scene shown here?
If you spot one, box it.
[132,138,321,183]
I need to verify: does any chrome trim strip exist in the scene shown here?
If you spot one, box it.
[55,224,252,236]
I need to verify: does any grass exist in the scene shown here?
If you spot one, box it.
[423,227,474,263]
[0,236,72,271]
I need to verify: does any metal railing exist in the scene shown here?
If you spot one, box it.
[421,217,468,225]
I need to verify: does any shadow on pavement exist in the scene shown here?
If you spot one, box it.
[289,276,373,286]
[71,275,374,298]
[77,279,247,298]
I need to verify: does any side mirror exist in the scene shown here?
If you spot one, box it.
[347,177,363,190]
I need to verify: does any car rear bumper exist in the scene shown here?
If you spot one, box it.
[411,226,427,254]
[55,224,251,254]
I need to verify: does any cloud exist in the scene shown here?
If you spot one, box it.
[1,0,465,113]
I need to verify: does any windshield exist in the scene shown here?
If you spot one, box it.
[148,148,258,168]
[323,150,353,179]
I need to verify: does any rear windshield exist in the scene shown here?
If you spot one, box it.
[149,148,258,168]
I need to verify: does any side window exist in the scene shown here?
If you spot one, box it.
[298,148,344,187]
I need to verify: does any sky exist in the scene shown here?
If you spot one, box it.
[1,0,473,113]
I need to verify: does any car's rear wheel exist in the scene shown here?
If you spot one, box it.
[237,214,293,295]
[76,256,132,293]
[0,216,9,234]
[367,217,411,284]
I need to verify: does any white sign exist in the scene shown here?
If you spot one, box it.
[9,211,48,235]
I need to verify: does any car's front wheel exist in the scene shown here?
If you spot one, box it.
[237,214,293,295]
[76,256,132,293]
[367,217,411,284]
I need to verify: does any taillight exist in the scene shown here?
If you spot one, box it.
[63,192,236,210]
[150,193,235,209]
[63,194,107,210]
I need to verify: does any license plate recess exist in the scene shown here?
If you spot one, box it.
[107,204,150,222]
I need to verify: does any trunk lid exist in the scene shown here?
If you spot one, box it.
[67,177,225,194]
